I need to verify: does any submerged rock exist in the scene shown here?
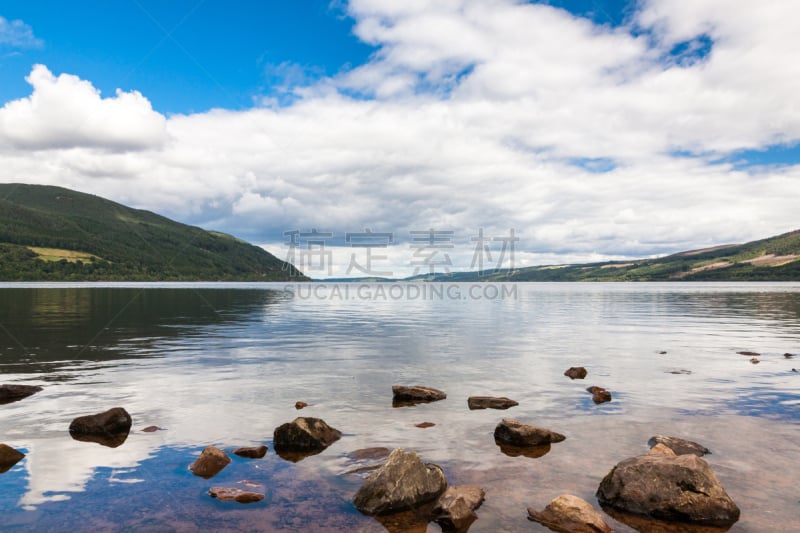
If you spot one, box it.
[587,386,612,404]
[209,486,264,503]
[597,447,740,527]
[494,418,565,447]
[527,494,613,533]
[750,357,760,364]
[0,444,26,474]
[496,441,552,459]
[273,417,341,461]
[432,486,485,532]
[190,446,231,478]
[649,435,711,457]
[353,448,447,516]
[467,396,518,410]
[415,422,436,428]
[69,407,132,447]
[392,385,446,406]
[141,425,163,433]
[785,353,795,358]
[233,445,268,459]
[737,351,760,356]
[563,367,588,380]
[0,384,43,405]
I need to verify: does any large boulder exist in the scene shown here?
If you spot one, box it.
[648,435,711,457]
[597,447,740,527]
[527,494,613,533]
[353,448,447,515]
[494,418,566,447]
[0,444,26,474]
[0,384,43,405]
[273,417,341,458]
[392,385,446,406]
[69,407,132,447]
[467,396,518,410]
[190,446,231,478]
[432,486,485,532]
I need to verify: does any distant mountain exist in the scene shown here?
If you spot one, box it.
[0,183,307,281]
[402,229,800,282]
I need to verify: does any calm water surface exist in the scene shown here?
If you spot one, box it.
[1,282,799,532]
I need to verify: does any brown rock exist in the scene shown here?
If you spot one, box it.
[415,422,436,428]
[348,447,391,461]
[141,425,163,433]
[467,396,518,410]
[273,417,341,460]
[0,384,43,405]
[750,357,760,364]
[209,487,264,503]
[527,494,613,533]
[353,448,447,515]
[392,385,446,406]
[587,386,612,404]
[295,401,309,409]
[69,407,132,439]
[648,435,711,457]
[496,442,552,459]
[737,351,760,356]
[190,446,231,478]
[0,444,26,474]
[494,418,565,447]
[432,486,485,532]
[597,452,740,526]
[233,445,268,458]
[785,353,795,358]
[563,367,588,380]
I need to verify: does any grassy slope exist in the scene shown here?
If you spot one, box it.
[0,183,307,281]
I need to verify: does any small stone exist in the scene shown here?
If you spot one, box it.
[586,386,612,404]
[295,401,309,409]
[527,494,613,533]
[658,350,668,355]
[750,357,760,364]
[209,487,264,503]
[784,353,795,358]
[274,417,341,452]
[666,369,692,375]
[467,396,518,410]
[648,435,710,457]
[737,351,760,356]
[432,486,485,532]
[494,418,565,447]
[563,367,588,380]
[233,445,268,458]
[141,425,163,433]
[415,422,435,428]
[190,446,231,478]
[0,444,26,473]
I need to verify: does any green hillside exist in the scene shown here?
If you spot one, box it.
[416,229,800,282]
[0,183,307,281]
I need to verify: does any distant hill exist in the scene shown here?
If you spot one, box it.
[0,183,307,281]
[405,229,800,282]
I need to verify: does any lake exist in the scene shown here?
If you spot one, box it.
[1,282,799,532]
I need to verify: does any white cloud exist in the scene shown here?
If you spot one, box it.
[0,65,167,151]
[0,16,42,49]
[1,1,800,277]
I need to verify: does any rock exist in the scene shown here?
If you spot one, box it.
[563,367,588,380]
[496,442,552,459]
[342,448,391,477]
[69,407,132,439]
[295,401,309,409]
[467,396,519,410]
[527,494,613,533]
[141,425,163,433]
[349,447,391,461]
[597,451,740,527]
[750,357,760,364]
[658,350,668,355]
[793,368,798,373]
[0,384,43,405]
[737,351,760,356]
[233,445,268,458]
[587,386,612,404]
[432,486,485,532]
[648,443,677,457]
[273,417,341,454]
[415,422,436,428]
[494,418,565,447]
[209,487,264,503]
[666,369,692,375]
[0,444,26,474]
[392,385,446,406]
[353,448,447,515]
[785,353,795,358]
[649,435,711,457]
[190,446,231,478]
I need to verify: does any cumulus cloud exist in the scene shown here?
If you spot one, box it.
[0,16,42,49]
[1,0,799,277]
[0,65,167,151]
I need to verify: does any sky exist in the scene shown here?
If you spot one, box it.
[1,0,799,278]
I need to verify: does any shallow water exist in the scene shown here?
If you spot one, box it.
[1,282,799,532]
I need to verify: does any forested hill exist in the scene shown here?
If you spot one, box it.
[0,183,307,281]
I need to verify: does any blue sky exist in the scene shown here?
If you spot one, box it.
[1,1,799,277]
